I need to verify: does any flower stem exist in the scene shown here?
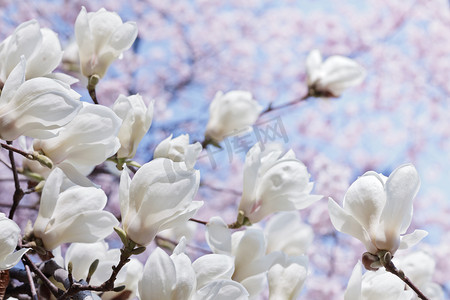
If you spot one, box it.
[259,92,311,116]
[378,250,429,300]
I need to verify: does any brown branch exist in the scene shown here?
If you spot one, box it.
[24,265,38,300]
[22,254,61,298]
[259,92,311,117]
[6,141,24,220]
[57,246,133,300]
[189,218,207,225]
[378,251,429,300]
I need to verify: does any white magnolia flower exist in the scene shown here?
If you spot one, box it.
[138,239,196,300]
[0,20,63,81]
[139,238,248,300]
[0,58,81,141]
[204,91,262,143]
[32,102,121,186]
[238,143,321,223]
[206,217,283,298]
[120,159,203,246]
[75,6,138,78]
[265,212,314,256]
[0,213,29,270]
[153,134,202,169]
[306,49,366,97]
[344,261,414,300]
[65,241,143,299]
[267,254,308,300]
[33,168,119,250]
[113,94,154,160]
[328,164,428,256]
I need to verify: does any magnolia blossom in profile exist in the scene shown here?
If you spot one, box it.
[113,94,154,160]
[264,213,311,300]
[238,143,321,224]
[344,261,414,300]
[32,102,121,186]
[328,164,428,258]
[0,213,29,270]
[75,6,138,78]
[206,217,283,298]
[0,20,63,81]
[204,90,262,143]
[33,168,119,250]
[64,241,143,299]
[153,134,202,169]
[139,238,249,300]
[268,254,308,300]
[120,158,203,246]
[306,49,366,97]
[0,58,81,141]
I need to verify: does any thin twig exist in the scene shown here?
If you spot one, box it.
[7,141,24,219]
[25,265,38,300]
[378,251,429,300]
[57,247,132,300]
[189,218,208,225]
[259,92,311,117]
[22,254,61,298]
[1,142,34,160]
[384,259,429,300]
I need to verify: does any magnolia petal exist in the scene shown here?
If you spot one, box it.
[194,280,249,300]
[0,248,29,270]
[139,247,177,300]
[170,250,196,300]
[1,56,26,103]
[268,255,308,300]
[320,55,366,95]
[33,168,64,235]
[109,22,138,52]
[119,168,131,220]
[58,162,96,187]
[382,164,420,235]
[305,49,323,84]
[65,241,109,281]
[26,28,62,78]
[343,173,386,233]
[265,211,314,256]
[239,143,263,214]
[233,229,266,276]
[193,254,235,289]
[0,20,41,81]
[206,217,232,254]
[41,211,118,250]
[328,198,376,253]
[344,261,362,300]
[157,200,204,233]
[398,230,428,250]
[51,185,107,225]
[239,273,267,298]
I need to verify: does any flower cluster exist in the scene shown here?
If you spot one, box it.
[0,3,439,300]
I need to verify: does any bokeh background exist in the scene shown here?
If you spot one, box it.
[1,0,449,298]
